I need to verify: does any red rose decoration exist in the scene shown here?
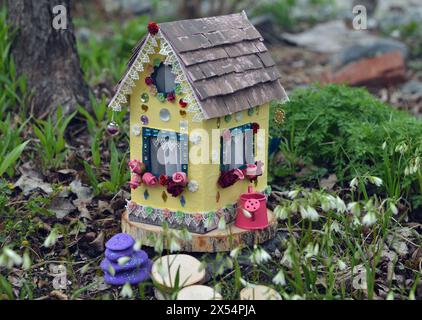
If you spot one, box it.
[167,92,176,102]
[217,170,240,188]
[159,174,169,186]
[145,76,153,86]
[179,99,188,108]
[148,22,159,35]
[167,180,185,197]
[252,123,260,134]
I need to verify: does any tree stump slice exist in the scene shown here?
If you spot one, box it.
[151,254,205,289]
[240,285,282,300]
[177,285,223,300]
[121,209,277,252]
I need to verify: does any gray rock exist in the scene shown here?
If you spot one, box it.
[282,20,378,53]
[331,38,408,69]
[401,80,422,98]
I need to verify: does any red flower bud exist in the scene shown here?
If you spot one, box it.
[148,22,159,35]
[145,76,153,86]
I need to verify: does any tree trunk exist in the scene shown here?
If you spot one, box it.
[7,0,90,118]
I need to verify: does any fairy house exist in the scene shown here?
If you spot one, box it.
[108,12,288,236]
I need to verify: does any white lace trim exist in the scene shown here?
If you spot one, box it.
[108,31,205,122]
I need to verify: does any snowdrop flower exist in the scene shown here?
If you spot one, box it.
[133,239,142,252]
[240,278,256,288]
[22,251,31,271]
[382,141,387,150]
[0,247,22,269]
[287,190,300,199]
[249,245,271,265]
[178,228,192,242]
[362,210,377,227]
[395,142,408,155]
[274,205,288,220]
[118,256,131,265]
[368,176,383,187]
[169,238,181,253]
[330,221,341,233]
[347,202,361,216]
[218,216,226,230]
[43,228,58,248]
[386,291,394,300]
[272,269,286,286]
[390,202,398,215]
[120,282,133,298]
[281,244,294,268]
[337,259,347,271]
[305,243,319,259]
[230,247,241,259]
[349,177,359,189]
[335,196,346,213]
[300,206,319,222]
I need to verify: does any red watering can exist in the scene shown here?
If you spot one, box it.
[235,185,268,230]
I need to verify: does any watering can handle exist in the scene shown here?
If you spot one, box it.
[247,185,253,193]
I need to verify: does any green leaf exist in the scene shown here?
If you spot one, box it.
[0,140,29,176]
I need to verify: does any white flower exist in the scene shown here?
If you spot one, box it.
[368,176,383,187]
[43,228,58,248]
[0,248,23,269]
[300,206,319,222]
[272,269,286,286]
[274,205,288,220]
[337,259,347,271]
[230,247,241,259]
[305,243,319,258]
[22,251,31,271]
[118,256,131,265]
[169,238,181,253]
[347,202,361,216]
[240,278,256,288]
[249,245,271,265]
[390,203,398,215]
[287,190,300,199]
[187,180,199,192]
[362,211,377,227]
[335,196,346,213]
[120,282,133,298]
[281,244,294,268]
[382,141,387,150]
[132,124,141,136]
[350,177,359,189]
[218,216,226,230]
[386,291,394,300]
[133,239,142,251]
[330,221,341,233]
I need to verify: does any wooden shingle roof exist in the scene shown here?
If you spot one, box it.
[112,12,288,120]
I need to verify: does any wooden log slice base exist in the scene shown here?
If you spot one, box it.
[122,209,277,252]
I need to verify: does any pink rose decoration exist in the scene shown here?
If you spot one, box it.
[129,174,142,189]
[233,168,245,180]
[172,172,187,186]
[142,172,158,186]
[128,159,145,175]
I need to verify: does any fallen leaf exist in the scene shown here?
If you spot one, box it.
[319,174,337,191]
[49,197,76,219]
[70,179,93,201]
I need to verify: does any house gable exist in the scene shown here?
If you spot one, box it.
[108,12,288,121]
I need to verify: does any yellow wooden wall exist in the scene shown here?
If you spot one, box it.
[130,52,269,215]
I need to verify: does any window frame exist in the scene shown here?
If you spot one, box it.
[151,62,177,94]
[220,123,255,172]
[142,127,188,177]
